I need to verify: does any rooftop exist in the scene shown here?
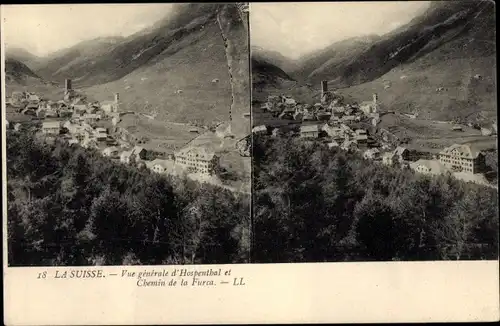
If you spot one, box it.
[252,125,267,133]
[103,146,119,152]
[360,101,376,107]
[42,121,60,128]
[394,146,408,156]
[175,146,216,161]
[439,144,481,159]
[300,125,319,133]
[147,159,175,170]
[131,146,145,155]
[410,159,449,175]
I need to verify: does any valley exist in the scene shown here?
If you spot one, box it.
[252,0,496,126]
[4,3,252,267]
[251,0,497,185]
[5,3,251,193]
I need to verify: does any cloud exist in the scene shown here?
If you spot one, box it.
[2,4,173,56]
[250,2,430,59]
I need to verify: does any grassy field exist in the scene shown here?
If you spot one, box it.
[377,112,497,152]
[83,21,236,127]
[337,56,497,123]
[118,114,203,154]
[118,115,250,181]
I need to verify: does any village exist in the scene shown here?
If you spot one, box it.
[252,81,498,188]
[5,79,248,192]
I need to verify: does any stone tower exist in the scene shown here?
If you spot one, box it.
[65,79,72,93]
[114,93,120,113]
[64,79,73,102]
[321,80,328,100]
[372,93,378,113]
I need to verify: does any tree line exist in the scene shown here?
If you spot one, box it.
[252,134,498,262]
[6,130,250,266]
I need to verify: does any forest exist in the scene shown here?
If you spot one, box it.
[6,128,499,265]
[6,129,250,266]
[252,134,499,263]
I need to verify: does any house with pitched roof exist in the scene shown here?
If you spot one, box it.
[94,127,108,141]
[322,124,344,139]
[120,146,147,164]
[341,139,358,152]
[279,106,296,120]
[102,146,120,158]
[252,125,268,134]
[42,121,61,135]
[174,146,219,175]
[327,140,340,149]
[73,104,88,114]
[27,93,40,103]
[382,151,398,166]
[355,129,368,145]
[284,97,296,106]
[410,159,450,176]
[82,113,100,124]
[438,144,485,174]
[146,159,175,174]
[300,124,319,138]
[36,107,46,118]
[394,146,410,161]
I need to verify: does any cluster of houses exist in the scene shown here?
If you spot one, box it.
[16,113,221,178]
[365,142,489,184]
[7,78,121,124]
[259,81,381,127]
[253,81,494,186]
[8,82,221,178]
[253,82,386,153]
[110,144,219,177]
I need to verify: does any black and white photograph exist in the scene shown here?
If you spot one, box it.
[3,3,252,266]
[251,1,498,263]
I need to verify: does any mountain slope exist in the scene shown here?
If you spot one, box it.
[292,35,381,82]
[4,58,62,99]
[253,0,496,122]
[252,57,294,87]
[252,46,299,75]
[31,3,222,87]
[31,36,126,83]
[5,47,41,69]
[306,0,495,87]
[81,3,248,126]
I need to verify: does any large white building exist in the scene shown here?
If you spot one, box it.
[174,146,218,175]
[438,144,485,174]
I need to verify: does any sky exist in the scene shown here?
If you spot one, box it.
[250,2,431,59]
[2,4,174,56]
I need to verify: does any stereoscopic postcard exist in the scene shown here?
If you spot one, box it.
[2,2,499,324]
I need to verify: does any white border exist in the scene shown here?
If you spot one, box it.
[2,3,500,325]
